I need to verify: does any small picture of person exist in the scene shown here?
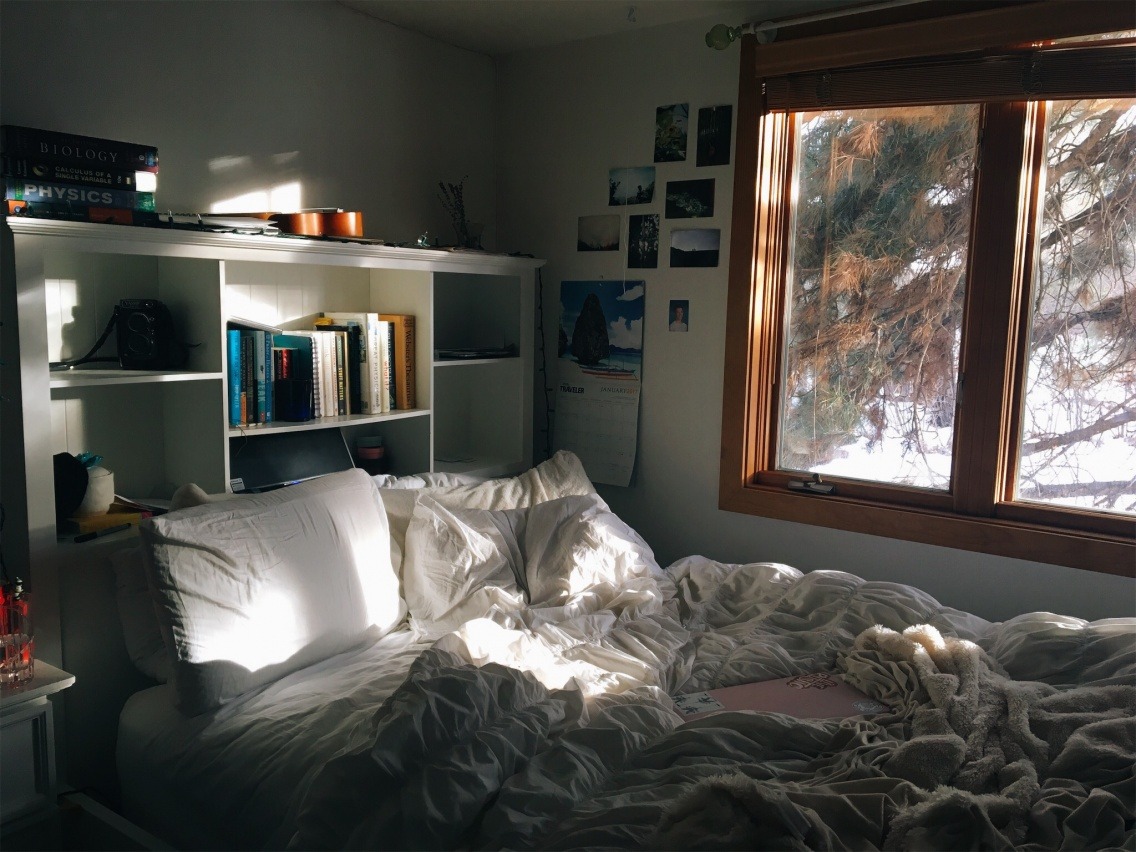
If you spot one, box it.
[669,300,689,332]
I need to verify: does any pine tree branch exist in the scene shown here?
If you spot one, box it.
[1021,407,1136,456]
[1017,479,1135,500]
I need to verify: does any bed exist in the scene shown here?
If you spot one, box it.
[111,451,1135,851]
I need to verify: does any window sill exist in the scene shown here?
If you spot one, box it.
[719,482,1134,576]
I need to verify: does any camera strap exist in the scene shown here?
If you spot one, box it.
[48,307,121,371]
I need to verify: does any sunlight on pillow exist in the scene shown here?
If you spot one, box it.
[142,469,404,715]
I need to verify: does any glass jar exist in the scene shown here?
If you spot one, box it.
[1,579,34,685]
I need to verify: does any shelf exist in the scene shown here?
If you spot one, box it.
[54,525,142,551]
[434,357,520,367]
[227,408,429,437]
[0,661,75,706]
[50,370,222,390]
[433,455,524,478]
[6,217,544,277]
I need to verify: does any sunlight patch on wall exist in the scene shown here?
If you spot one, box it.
[210,181,303,214]
[209,155,253,172]
[225,288,280,327]
[45,278,78,359]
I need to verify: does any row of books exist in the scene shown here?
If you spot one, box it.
[227,313,416,428]
[2,124,160,225]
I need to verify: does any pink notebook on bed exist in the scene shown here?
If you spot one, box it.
[673,672,889,720]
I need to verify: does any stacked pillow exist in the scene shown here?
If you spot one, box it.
[401,492,661,638]
[115,451,600,714]
[378,449,597,574]
[139,469,403,716]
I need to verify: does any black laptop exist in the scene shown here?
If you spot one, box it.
[228,429,356,493]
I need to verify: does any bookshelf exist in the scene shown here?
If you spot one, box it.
[2,216,543,665]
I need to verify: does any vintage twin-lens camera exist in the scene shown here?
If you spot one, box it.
[115,299,187,369]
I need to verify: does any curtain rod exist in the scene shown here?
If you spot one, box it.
[706,0,930,48]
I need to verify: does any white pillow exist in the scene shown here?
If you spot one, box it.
[524,493,660,607]
[380,450,598,577]
[371,471,487,489]
[111,546,172,683]
[141,469,404,715]
[402,497,527,636]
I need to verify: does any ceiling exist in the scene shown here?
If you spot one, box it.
[338,0,871,56]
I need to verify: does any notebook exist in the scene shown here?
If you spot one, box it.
[673,672,889,720]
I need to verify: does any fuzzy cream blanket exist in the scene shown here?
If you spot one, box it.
[652,623,1135,851]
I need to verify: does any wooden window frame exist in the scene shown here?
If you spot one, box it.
[719,1,1136,576]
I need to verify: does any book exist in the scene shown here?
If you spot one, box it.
[61,502,152,535]
[227,329,242,428]
[2,154,150,189]
[320,321,365,414]
[276,330,322,417]
[285,331,323,418]
[254,329,272,424]
[309,333,324,418]
[5,198,157,225]
[672,673,890,721]
[333,330,348,416]
[228,316,283,335]
[322,312,376,415]
[367,317,391,414]
[240,331,256,425]
[5,177,156,211]
[0,124,159,172]
[315,329,336,418]
[272,346,293,379]
[379,314,416,410]
[272,335,313,376]
[383,321,396,411]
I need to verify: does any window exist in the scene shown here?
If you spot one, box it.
[720,2,1135,574]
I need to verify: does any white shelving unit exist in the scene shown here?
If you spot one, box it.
[1,217,543,669]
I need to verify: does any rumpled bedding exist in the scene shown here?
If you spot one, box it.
[289,542,1135,850]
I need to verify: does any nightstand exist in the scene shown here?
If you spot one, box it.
[1,791,172,851]
[1,662,75,827]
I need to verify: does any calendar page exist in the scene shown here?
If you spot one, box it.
[555,280,644,486]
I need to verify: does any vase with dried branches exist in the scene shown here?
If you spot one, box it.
[438,176,482,249]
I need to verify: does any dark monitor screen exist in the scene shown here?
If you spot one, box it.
[228,429,355,493]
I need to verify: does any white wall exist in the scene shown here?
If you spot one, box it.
[2,2,1129,622]
[495,18,1135,623]
[1,0,497,247]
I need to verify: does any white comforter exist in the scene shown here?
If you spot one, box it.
[287,542,1135,850]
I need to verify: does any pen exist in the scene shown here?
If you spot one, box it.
[74,523,132,544]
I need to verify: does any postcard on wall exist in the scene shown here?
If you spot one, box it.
[577,214,620,251]
[671,228,720,267]
[665,178,714,218]
[628,214,659,269]
[669,299,689,332]
[654,103,689,163]
[697,105,733,166]
[555,279,645,486]
[609,166,656,205]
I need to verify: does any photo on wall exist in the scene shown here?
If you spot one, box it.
[670,228,720,267]
[665,178,715,218]
[627,213,659,269]
[654,103,689,163]
[609,167,656,206]
[578,214,620,251]
[669,299,690,332]
[697,105,733,167]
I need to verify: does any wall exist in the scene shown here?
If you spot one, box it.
[0,0,502,800]
[495,17,1135,623]
[2,2,1129,621]
[0,0,496,247]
